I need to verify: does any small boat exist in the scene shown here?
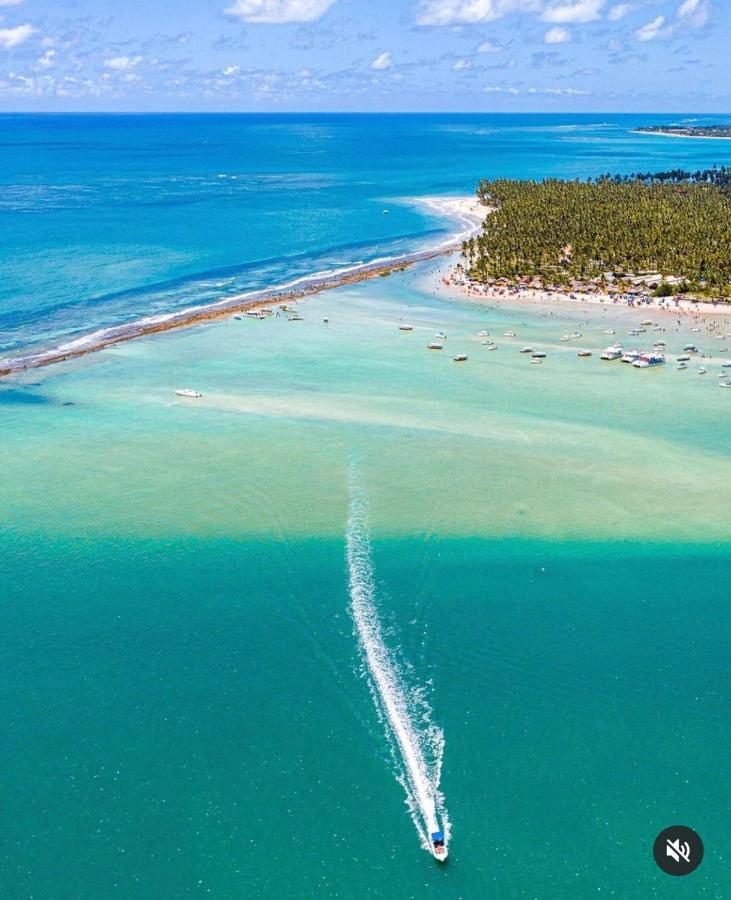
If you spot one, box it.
[572,331,582,338]
[427,342,444,350]
[604,329,616,335]
[600,346,623,361]
[232,314,243,320]
[698,367,707,375]
[577,349,592,357]
[175,389,202,398]
[641,319,653,326]
[478,330,489,337]
[621,351,641,364]
[382,209,389,215]
[531,357,543,365]
[435,331,447,340]
[453,353,468,362]
[653,341,666,348]
[289,313,303,321]
[722,361,731,368]
[504,331,516,337]
[676,355,691,362]
[532,351,546,359]
[399,324,414,332]
[719,382,731,388]
[486,343,498,350]
[683,345,699,352]
[323,317,329,324]
[677,362,688,370]
[560,335,570,342]
[633,352,665,368]
[246,311,266,319]
[431,831,447,861]
[691,328,701,333]
[519,346,534,354]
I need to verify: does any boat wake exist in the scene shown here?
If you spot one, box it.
[346,466,450,859]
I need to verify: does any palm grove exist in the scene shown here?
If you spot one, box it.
[463,169,731,298]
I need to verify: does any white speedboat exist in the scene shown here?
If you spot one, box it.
[719,382,731,388]
[399,324,413,331]
[175,389,202,398]
[504,331,516,337]
[478,330,489,337]
[431,831,447,862]
[427,342,444,350]
[532,351,547,359]
[453,353,468,362]
[531,357,543,365]
[698,367,707,375]
[621,351,641,364]
[577,349,592,357]
[519,346,534,353]
[604,329,616,335]
[677,362,688,370]
[435,331,447,340]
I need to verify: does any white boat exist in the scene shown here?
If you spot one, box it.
[722,361,731,368]
[478,330,489,337]
[621,351,641,364]
[560,335,570,342]
[600,346,623,361]
[504,331,516,337]
[431,831,447,861]
[246,311,266,319]
[519,346,534,354]
[719,382,731,388]
[399,324,414,332]
[604,329,616,335]
[676,355,691,362]
[698,367,707,375]
[435,331,447,340]
[641,319,653,326]
[427,342,444,350]
[532,351,547,359]
[633,351,665,368]
[453,353,468,362]
[577,349,592,357]
[487,344,498,350]
[323,317,329,324]
[289,313,303,321]
[691,327,701,333]
[531,357,543,365]
[683,344,699,352]
[677,362,688,370]
[175,389,202,398]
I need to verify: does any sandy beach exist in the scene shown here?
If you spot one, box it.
[432,260,731,322]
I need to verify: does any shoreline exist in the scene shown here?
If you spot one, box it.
[435,266,731,319]
[633,129,731,141]
[0,196,489,378]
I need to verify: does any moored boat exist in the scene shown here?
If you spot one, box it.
[175,389,202,398]
[427,342,444,350]
[453,353,468,362]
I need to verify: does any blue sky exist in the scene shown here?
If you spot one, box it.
[0,0,727,111]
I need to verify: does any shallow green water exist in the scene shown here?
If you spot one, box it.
[1,262,729,897]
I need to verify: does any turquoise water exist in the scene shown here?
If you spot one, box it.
[2,116,731,897]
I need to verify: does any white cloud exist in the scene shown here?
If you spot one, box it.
[224,0,337,23]
[608,3,631,20]
[37,49,55,68]
[0,0,25,6]
[418,1,540,26]
[0,23,35,48]
[222,65,240,75]
[542,0,604,23]
[635,14,665,40]
[677,0,710,27]
[484,83,589,94]
[104,55,143,71]
[477,40,501,52]
[371,51,392,70]
[484,84,520,93]
[453,57,470,69]
[545,25,571,42]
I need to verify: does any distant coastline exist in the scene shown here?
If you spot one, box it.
[635,125,731,140]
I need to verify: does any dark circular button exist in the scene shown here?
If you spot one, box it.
[653,825,703,876]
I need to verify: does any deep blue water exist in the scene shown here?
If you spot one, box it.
[1,112,730,354]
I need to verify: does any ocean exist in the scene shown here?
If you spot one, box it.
[1,114,730,898]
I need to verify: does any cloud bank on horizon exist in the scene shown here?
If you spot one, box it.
[0,0,725,111]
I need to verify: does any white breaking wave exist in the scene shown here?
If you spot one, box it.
[346,467,449,856]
